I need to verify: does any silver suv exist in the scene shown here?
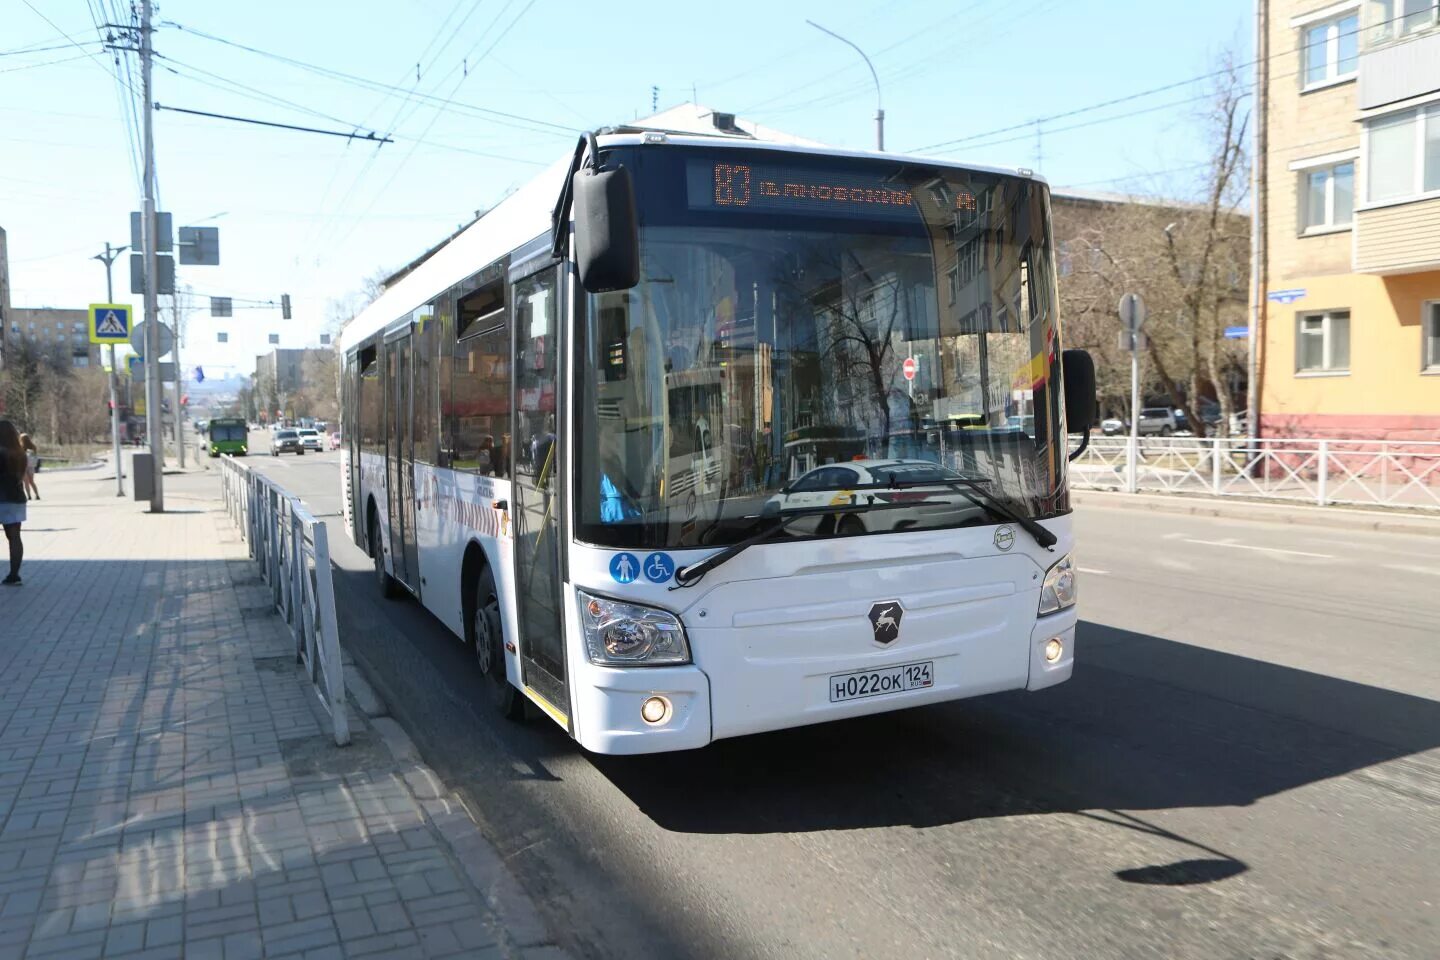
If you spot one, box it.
[1137,407,1178,436]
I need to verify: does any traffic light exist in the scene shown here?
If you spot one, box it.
[281,294,292,320]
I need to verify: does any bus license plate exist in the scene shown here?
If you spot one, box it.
[829,661,934,703]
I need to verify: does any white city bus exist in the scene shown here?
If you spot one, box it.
[339,114,1096,755]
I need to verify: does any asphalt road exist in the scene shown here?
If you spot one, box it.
[240,440,1440,960]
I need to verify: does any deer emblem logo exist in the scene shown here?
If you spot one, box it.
[867,601,904,645]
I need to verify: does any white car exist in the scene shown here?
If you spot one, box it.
[297,428,323,452]
[767,459,983,536]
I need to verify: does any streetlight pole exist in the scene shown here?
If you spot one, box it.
[140,0,164,512]
[806,20,884,151]
[92,243,127,497]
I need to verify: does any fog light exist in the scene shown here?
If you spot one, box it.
[640,696,671,725]
[1044,637,1064,663]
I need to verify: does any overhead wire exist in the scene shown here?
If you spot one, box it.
[320,0,543,257]
[162,21,577,137]
[911,8,1413,157]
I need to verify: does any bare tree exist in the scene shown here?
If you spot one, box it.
[1055,52,1251,436]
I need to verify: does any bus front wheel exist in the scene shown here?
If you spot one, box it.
[471,565,525,720]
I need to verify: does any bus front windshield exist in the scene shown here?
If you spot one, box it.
[577,146,1067,550]
[210,422,246,443]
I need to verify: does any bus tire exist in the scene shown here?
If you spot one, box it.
[369,511,400,600]
[470,564,525,720]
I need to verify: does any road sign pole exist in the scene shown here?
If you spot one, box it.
[95,243,127,497]
[1119,294,1147,496]
[1128,342,1141,494]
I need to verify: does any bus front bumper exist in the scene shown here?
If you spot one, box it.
[570,660,712,755]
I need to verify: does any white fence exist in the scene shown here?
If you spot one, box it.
[220,456,350,745]
[1072,436,1440,511]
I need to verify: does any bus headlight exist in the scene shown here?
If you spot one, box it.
[1038,554,1076,616]
[578,590,690,666]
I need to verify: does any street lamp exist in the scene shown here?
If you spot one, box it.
[806,20,884,151]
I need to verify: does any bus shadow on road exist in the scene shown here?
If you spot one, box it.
[592,620,1440,837]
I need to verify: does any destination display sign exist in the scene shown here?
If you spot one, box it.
[687,159,974,222]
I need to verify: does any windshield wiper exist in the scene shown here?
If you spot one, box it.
[671,498,949,589]
[886,476,1057,549]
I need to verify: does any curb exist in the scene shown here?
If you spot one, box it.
[1072,489,1440,537]
[343,643,571,959]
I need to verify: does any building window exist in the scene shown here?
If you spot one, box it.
[1296,310,1351,373]
[1302,161,1355,230]
[73,355,89,368]
[1425,301,1440,370]
[1365,105,1440,202]
[946,266,958,305]
[1303,12,1360,88]
[1366,0,1440,44]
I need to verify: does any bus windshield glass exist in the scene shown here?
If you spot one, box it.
[576,146,1067,549]
[209,421,246,443]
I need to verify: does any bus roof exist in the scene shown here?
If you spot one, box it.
[338,106,1042,354]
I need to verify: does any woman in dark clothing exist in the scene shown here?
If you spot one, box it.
[0,420,26,585]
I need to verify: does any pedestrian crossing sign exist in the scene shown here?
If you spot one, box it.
[89,303,132,344]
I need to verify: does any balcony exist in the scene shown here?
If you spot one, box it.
[1355,196,1440,274]
[1358,0,1440,109]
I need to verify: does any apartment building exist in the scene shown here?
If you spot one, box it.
[4,307,103,369]
[1258,0,1440,439]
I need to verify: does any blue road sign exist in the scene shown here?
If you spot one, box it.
[1266,288,1306,304]
[643,552,675,583]
[1224,326,1249,339]
[609,553,640,584]
[89,303,132,344]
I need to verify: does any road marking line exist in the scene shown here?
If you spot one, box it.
[1077,566,1109,575]
[1383,563,1440,577]
[1182,538,1333,559]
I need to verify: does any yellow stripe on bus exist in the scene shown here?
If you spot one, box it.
[524,686,569,727]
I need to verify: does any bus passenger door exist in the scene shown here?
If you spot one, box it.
[386,330,419,592]
[510,266,567,718]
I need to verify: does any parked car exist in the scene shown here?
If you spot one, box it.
[328,430,342,451]
[1137,407,1178,436]
[297,428,323,452]
[1101,417,1126,436]
[270,429,305,456]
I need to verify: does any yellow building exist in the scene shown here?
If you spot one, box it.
[1258,0,1440,439]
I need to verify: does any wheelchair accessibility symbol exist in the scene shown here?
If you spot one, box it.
[643,552,675,583]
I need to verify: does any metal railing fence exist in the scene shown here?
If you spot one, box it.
[220,455,350,745]
[1071,436,1440,511]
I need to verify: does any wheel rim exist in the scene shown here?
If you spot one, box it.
[474,590,500,679]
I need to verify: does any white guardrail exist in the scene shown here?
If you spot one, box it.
[220,455,350,745]
[1072,436,1440,511]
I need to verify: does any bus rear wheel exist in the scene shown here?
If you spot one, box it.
[369,517,400,600]
[471,566,524,720]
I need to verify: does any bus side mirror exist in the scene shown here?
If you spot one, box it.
[573,164,640,293]
[1062,349,1097,434]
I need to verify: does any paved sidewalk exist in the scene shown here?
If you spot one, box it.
[1072,488,1440,536]
[0,469,564,959]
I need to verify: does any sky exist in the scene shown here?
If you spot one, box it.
[2,0,1254,379]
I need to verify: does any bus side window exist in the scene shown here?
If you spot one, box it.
[358,345,381,455]
[450,278,508,477]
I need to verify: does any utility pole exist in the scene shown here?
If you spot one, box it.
[1247,0,1268,448]
[140,0,164,511]
[171,292,185,467]
[806,20,883,151]
[92,242,127,496]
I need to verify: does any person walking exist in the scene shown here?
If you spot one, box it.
[19,433,39,500]
[0,421,27,586]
